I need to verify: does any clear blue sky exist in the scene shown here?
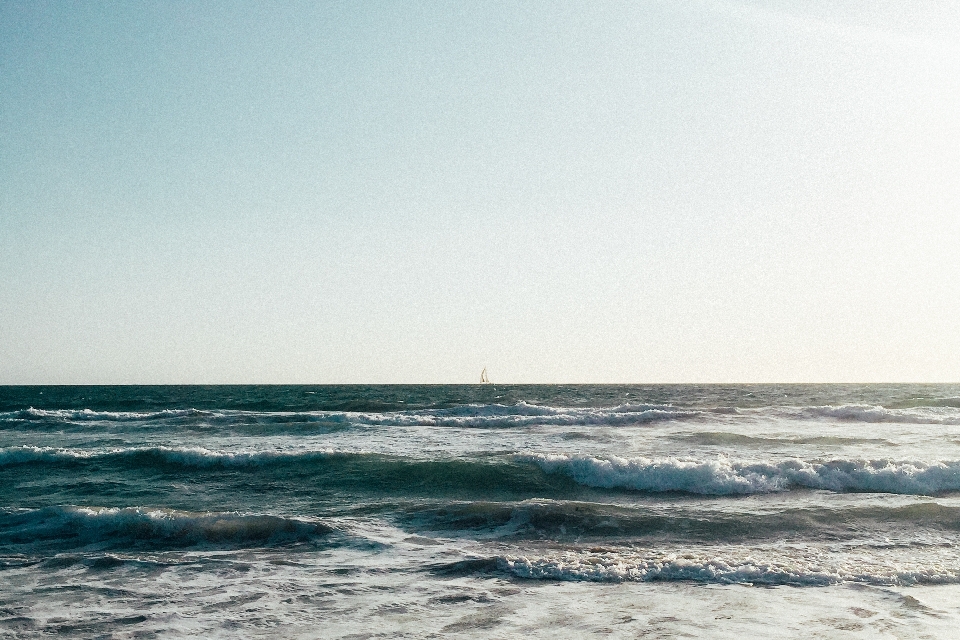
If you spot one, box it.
[2,1,959,383]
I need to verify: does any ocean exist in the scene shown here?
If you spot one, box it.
[2,384,960,638]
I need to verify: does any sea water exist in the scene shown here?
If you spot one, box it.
[2,384,960,638]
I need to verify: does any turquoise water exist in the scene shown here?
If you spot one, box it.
[3,384,960,637]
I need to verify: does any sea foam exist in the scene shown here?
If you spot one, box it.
[494,546,960,586]
[785,404,960,425]
[5,402,959,435]
[522,453,960,495]
[4,407,215,422]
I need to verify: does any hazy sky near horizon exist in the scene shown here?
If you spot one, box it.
[2,1,959,384]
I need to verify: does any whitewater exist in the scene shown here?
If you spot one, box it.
[2,384,960,638]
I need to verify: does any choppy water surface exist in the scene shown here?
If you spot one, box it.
[3,384,960,638]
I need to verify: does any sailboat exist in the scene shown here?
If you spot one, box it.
[480,367,491,384]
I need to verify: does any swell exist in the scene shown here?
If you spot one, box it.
[0,506,331,552]
[0,385,471,413]
[890,396,960,409]
[403,499,960,540]
[7,446,960,497]
[0,446,579,498]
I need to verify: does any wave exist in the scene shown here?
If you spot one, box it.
[4,402,960,437]
[776,404,960,425]
[0,506,331,552]
[673,432,894,447]
[486,547,960,586]
[2,407,216,422]
[8,446,960,497]
[0,407,355,435]
[403,499,960,540]
[0,445,337,468]
[0,446,581,500]
[0,402,700,432]
[890,396,960,409]
[359,402,700,428]
[523,453,960,495]
[0,446,90,466]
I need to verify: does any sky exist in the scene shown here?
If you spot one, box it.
[1,0,959,384]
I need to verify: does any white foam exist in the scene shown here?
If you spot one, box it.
[1,403,698,431]
[0,445,94,465]
[4,407,215,422]
[784,404,960,425]
[348,403,698,429]
[497,546,960,585]
[8,402,958,435]
[133,445,337,467]
[521,453,960,495]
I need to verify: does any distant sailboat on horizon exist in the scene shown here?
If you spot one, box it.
[480,367,490,384]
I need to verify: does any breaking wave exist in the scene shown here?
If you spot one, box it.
[0,506,331,552]
[5,402,960,437]
[523,453,960,495]
[0,402,700,431]
[7,445,960,497]
[488,546,960,586]
[778,404,960,425]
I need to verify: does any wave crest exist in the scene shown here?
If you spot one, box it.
[5,407,214,422]
[494,547,960,586]
[0,445,336,468]
[0,506,330,551]
[0,403,700,431]
[522,453,960,495]
[782,404,960,425]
